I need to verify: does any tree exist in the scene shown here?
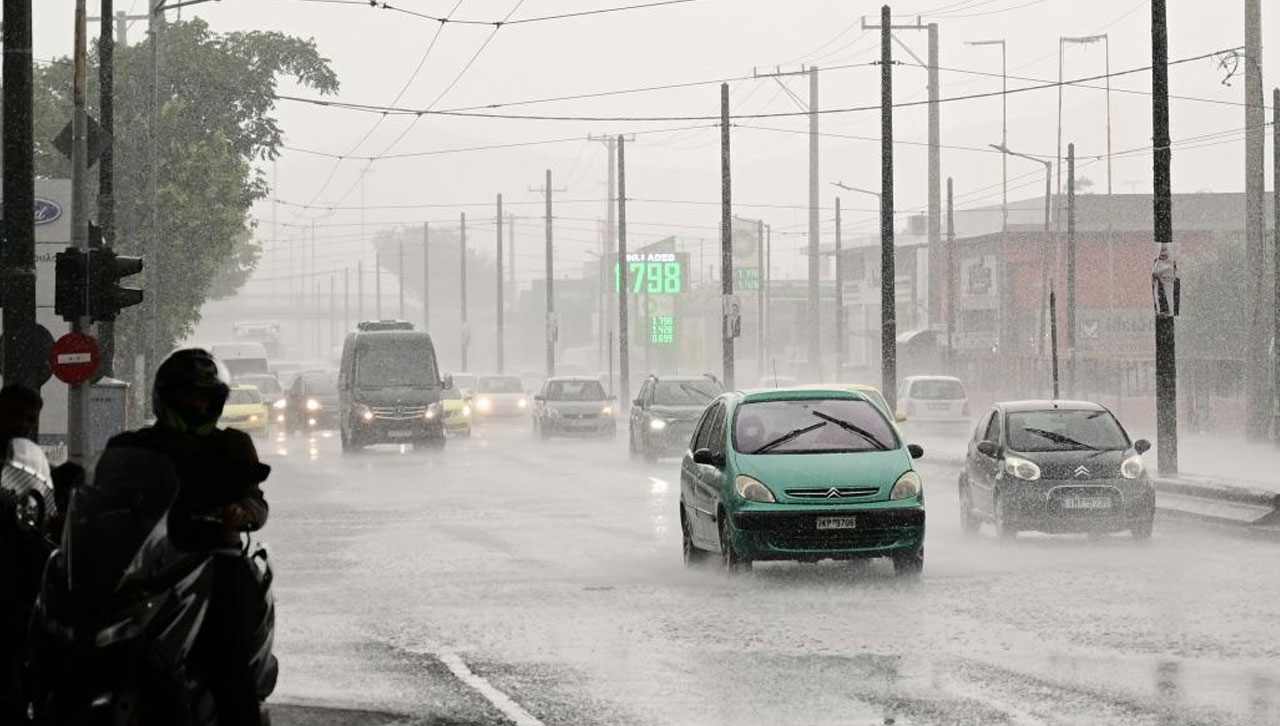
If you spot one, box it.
[28,19,338,373]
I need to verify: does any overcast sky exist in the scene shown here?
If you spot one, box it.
[28,1,1280,283]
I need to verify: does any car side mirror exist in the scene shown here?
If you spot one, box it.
[692,448,723,468]
[633,398,644,408]
[442,374,454,390]
[976,441,1000,458]
[895,411,907,423]
[907,444,924,459]
[1134,439,1151,455]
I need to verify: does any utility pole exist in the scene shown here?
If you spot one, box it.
[946,178,956,366]
[1050,288,1060,399]
[617,135,630,407]
[427,222,437,330]
[329,274,336,357]
[1244,0,1269,441]
[96,0,121,377]
[1152,0,1177,474]
[69,0,92,463]
[834,199,845,378]
[146,0,161,382]
[459,212,468,371]
[375,247,382,319]
[864,14,941,328]
[530,172,566,376]
[1273,88,1280,447]
[1,0,38,390]
[1067,143,1077,396]
[879,5,897,411]
[757,219,766,376]
[496,194,504,373]
[720,83,735,391]
[343,266,349,335]
[397,239,405,319]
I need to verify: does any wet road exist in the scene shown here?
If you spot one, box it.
[260,422,1279,726]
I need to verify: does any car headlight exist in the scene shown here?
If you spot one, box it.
[890,470,923,500]
[425,402,443,421]
[306,398,320,412]
[1003,456,1041,481]
[1121,453,1145,479]
[517,398,528,409]
[476,398,492,412]
[734,475,776,503]
[649,419,667,431]
[355,404,374,422]
[462,405,472,418]
[601,405,613,416]
[273,399,287,410]
[249,415,259,423]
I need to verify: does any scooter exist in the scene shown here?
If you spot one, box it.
[27,446,278,726]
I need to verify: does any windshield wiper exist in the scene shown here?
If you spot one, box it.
[678,382,713,401]
[753,421,827,454]
[1023,427,1093,450]
[810,411,890,451]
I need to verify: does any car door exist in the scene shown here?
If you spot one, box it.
[681,404,716,544]
[631,380,650,439]
[969,409,1004,515]
[693,403,728,545]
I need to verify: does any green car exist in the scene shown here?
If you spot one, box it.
[679,388,926,576]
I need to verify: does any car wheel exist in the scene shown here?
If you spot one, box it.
[681,509,707,567]
[718,515,751,573]
[892,547,924,578]
[994,493,1018,540]
[1131,518,1154,541]
[958,478,980,537]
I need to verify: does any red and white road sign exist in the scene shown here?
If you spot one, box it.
[50,332,100,385]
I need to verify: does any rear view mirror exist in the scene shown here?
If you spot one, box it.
[895,411,907,423]
[976,441,1000,458]
[692,448,723,468]
[907,444,924,459]
[1134,439,1151,455]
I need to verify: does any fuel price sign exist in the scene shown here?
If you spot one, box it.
[612,252,688,295]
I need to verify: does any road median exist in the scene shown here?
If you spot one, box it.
[1152,475,1280,535]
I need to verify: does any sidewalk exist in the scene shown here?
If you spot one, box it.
[1157,434,1280,494]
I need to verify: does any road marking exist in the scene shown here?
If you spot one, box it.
[946,678,1048,726]
[437,650,545,726]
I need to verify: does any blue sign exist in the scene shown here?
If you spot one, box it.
[34,199,63,225]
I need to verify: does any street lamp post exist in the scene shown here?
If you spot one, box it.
[992,145,1052,362]
[1058,34,1111,222]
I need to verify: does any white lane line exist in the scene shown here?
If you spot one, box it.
[437,650,545,726]
[946,678,1049,726]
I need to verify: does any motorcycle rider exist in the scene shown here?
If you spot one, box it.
[105,349,270,725]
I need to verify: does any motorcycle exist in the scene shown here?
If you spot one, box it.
[27,445,278,726]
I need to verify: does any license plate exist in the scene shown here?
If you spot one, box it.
[816,516,857,531]
[388,430,415,438]
[1062,497,1112,510]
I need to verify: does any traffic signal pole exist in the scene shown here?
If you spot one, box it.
[617,136,630,407]
[70,0,92,464]
[1,0,39,390]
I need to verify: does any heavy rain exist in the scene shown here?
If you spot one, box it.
[1,1,1279,724]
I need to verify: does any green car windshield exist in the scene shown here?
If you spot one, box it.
[734,398,899,455]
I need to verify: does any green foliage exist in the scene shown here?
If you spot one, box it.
[28,18,337,368]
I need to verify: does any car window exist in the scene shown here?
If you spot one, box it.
[652,380,721,406]
[693,403,720,452]
[240,376,281,396]
[1006,410,1130,452]
[546,380,606,401]
[974,410,994,442]
[304,375,338,396]
[733,398,898,455]
[355,340,439,388]
[707,404,728,458]
[909,379,966,400]
[477,376,523,393]
[984,411,1002,443]
[227,389,261,405]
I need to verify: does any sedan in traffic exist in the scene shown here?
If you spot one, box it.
[533,377,617,439]
[958,400,1154,539]
[680,388,926,576]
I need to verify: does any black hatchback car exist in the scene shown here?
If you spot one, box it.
[959,400,1154,540]
[629,374,724,461]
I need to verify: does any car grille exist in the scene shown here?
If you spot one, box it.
[786,487,880,500]
[371,406,427,421]
[768,525,916,551]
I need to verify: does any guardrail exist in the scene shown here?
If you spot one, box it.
[1153,477,1280,534]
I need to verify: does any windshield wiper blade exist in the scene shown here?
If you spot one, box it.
[1023,427,1093,450]
[753,421,827,454]
[679,382,713,400]
[811,411,890,451]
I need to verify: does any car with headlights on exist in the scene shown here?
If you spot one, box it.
[629,374,723,461]
[472,374,530,419]
[532,377,616,439]
[958,400,1154,540]
[283,371,339,434]
[235,373,284,411]
[220,385,270,437]
[440,384,472,437]
[680,388,926,576]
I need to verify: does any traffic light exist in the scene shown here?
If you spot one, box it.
[54,248,89,322]
[87,248,144,321]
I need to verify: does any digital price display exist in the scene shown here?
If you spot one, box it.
[613,252,688,295]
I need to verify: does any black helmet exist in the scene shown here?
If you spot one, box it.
[152,348,230,434]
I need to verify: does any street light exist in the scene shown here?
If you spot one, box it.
[1058,34,1112,219]
[991,144,1053,358]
